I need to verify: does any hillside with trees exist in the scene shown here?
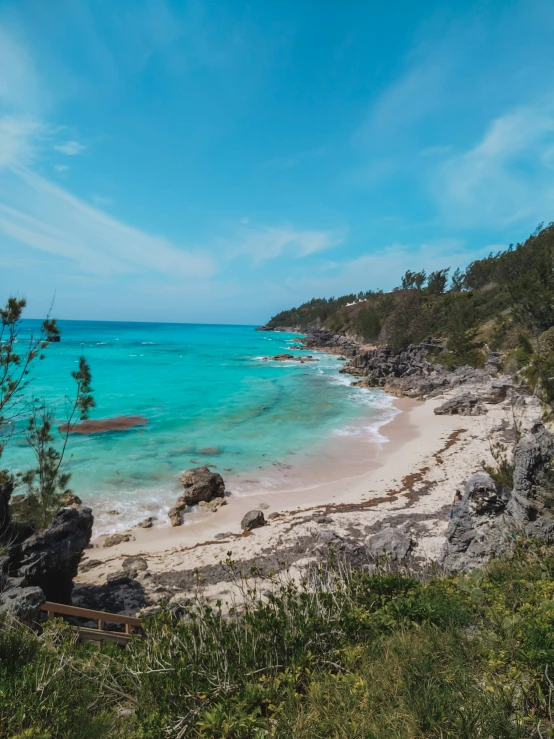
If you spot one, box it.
[263,223,554,364]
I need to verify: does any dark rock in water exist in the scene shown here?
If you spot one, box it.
[434,394,487,416]
[261,353,318,363]
[0,579,44,622]
[59,415,148,434]
[365,529,414,561]
[442,422,554,570]
[170,467,226,524]
[241,510,265,531]
[103,533,132,548]
[16,506,93,603]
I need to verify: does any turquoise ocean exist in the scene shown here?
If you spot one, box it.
[4,321,396,534]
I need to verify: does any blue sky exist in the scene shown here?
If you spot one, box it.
[1,0,554,324]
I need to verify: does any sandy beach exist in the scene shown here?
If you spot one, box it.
[75,383,541,610]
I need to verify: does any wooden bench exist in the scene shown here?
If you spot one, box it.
[40,601,141,648]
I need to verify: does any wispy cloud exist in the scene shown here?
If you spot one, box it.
[53,164,69,172]
[54,140,86,156]
[0,116,46,167]
[231,225,345,264]
[434,103,554,227]
[0,165,216,278]
[0,26,44,112]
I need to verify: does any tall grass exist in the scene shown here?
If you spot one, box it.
[1,542,554,737]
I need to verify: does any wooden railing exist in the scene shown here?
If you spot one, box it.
[40,602,141,647]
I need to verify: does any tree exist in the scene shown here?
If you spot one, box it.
[450,268,465,292]
[1,298,94,530]
[400,270,427,291]
[446,296,482,367]
[0,298,59,465]
[17,356,94,529]
[426,268,450,296]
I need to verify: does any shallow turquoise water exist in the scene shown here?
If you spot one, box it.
[4,321,394,532]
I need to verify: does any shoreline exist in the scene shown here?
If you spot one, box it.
[76,392,492,584]
[74,333,543,613]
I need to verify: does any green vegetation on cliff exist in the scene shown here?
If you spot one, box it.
[3,543,554,737]
[264,223,554,356]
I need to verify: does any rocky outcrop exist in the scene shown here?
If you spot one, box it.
[442,422,554,570]
[262,354,318,363]
[15,506,93,603]
[300,329,360,357]
[0,578,44,622]
[0,476,13,535]
[340,340,502,399]
[198,498,226,513]
[365,529,415,561]
[169,467,226,526]
[0,503,93,620]
[434,394,487,416]
[509,421,554,539]
[103,533,132,548]
[241,510,265,531]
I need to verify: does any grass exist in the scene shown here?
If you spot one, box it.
[2,542,554,737]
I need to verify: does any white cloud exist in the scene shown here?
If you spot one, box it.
[232,225,345,264]
[54,140,86,156]
[0,26,44,112]
[54,164,69,172]
[0,116,44,167]
[0,165,216,279]
[434,103,554,226]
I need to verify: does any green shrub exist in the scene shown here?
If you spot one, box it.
[3,546,554,737]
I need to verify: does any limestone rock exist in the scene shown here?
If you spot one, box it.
[241,510,265,531]
[434,394,487,416]
[0,580,44,623]
[103,533,131,548]
[178,466,225,506]
[198,498,226,513]
[168,507,182,527]
[442,473,508,572]
[138,517,154,528]
[0,477,14,534]
[122,556,148,572]
[442,424,554,571]
[16,506,93,603]
[365,529,414,561]
[508,420,554,537]
[59,492,82,507]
